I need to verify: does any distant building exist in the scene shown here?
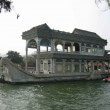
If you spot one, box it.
[22,23,110,79]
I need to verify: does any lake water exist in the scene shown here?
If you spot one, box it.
[0,81,110,110]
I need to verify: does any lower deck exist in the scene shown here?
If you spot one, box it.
[27,58,110,76]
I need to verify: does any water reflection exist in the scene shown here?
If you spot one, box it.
[0,81,110,110]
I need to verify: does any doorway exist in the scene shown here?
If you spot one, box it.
[43,60,49,74]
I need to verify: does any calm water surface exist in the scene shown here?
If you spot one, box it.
[0,81,110,110]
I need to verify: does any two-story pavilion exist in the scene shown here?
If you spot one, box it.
[22,23,110,79]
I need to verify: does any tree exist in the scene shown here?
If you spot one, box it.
[7,51,23,64]
[0,0,12,12]
[24,55,36,67]
[95,0,110,11]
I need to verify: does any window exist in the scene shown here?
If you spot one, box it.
[65,64,72,72]
[86,48,91,53]
[81,47,84,51]
[56,64,63,72]
[41,60,43,64]
[48,60,51,64]
[94,66,97,70]
[81,64,84,72]
[74,64,79,72]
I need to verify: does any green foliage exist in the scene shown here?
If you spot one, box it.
[95,0,110,11]
[0,0,12,12]
[7,51,23,64]
[24,55,36,67]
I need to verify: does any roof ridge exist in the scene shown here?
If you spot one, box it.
[73,28,96,34]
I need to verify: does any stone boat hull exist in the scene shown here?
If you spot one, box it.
[0,58,102,84]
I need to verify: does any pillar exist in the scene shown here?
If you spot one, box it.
[50,59,52,73]
[51,59,55,73]
[97,61,99,72]
[97,45,99,56]
[91,60,94,72]
[63,59,66,73]
[36,40,40,74]
[53,59,56,73]
[102,46,105,55]
[91,44,93,54]
[108,61,110,73]
[51,39,55,53]
[103,61,105,72]
[47,46,48,52]
[84,43,86,53]
[84,60,87,72]
[79,43,82,53]
[72,60,74,73]
[63,41,65,52]
[79,60,82,72]
[25,46,28,71]
[71,42,73,52]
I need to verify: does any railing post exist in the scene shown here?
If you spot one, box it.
[25,46,28,71]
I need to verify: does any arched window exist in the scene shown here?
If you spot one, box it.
[28,39,37,48]
[40,39,51,47]
[27,39,37,55]
[56,44,63,51]
[40,39,51,52]
[55,40,63,52]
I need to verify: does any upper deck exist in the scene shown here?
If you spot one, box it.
[22,23,107,57]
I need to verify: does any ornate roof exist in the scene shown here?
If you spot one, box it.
[73,28,101,39]
[22,23,107,46]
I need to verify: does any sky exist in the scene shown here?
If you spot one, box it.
[0,0,110,56]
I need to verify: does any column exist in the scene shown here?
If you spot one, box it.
[51,59,53,73]
[97,61,99,72]
[52,59,56,74]
[54,59,56,73]
[84,60,87,72]
[91,60,94,72]
[25,46,28,71]
[51,39,55,53]
[79,60,82,72]
[71,42,73,52]
[102,46,105,55]
[91,44,93,54]
[63,41,65,52]
[50,59,52,73]
[47,46,48,52]
[108,61,110,73]
[84,43,86,53]
[103,61,105,72]
[37,40,40,74]
[72,60,74,73]
[79,43,82,53]
[97,45,99,56]
[63,59,65,73]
